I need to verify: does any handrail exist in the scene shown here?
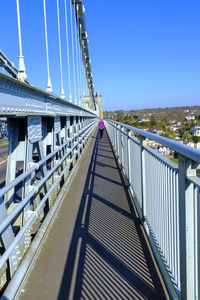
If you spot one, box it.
[106,119,200,299]
[107,120,200,163]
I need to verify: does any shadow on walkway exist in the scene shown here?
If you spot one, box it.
[58,131,167,299]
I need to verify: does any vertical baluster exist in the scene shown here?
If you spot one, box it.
[178,155,196,299]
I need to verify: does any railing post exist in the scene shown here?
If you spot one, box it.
[114,123,117,151]
[117,125,120,157]
[121,126,125,167]
[139,135,147,222]
[178,155,197,299]
[126,129,131,182]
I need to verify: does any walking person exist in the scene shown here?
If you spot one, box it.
[99,119,104,138]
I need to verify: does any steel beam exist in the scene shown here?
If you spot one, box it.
[0,74,97,117]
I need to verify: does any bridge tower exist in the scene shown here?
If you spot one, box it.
[98,93,103,120]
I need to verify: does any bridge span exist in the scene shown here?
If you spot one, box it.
[0,0,200,299]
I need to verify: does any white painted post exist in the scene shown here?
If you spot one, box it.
[139,136,147,222]
[178,155,196,299]
[127,130,131,185]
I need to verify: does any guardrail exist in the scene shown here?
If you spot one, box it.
[0,118,97,294]
[105,120,200,300]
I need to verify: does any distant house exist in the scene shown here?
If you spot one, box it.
[146,128,163,135]
[157,146,172,156]
[154,129,163,135]
[172,122,181,132]
[174,137,183,144]
[174,121,181,127]
[146,140,159,149]
[138,118,150,123]
[184,140,195,148]
[196,142,200,150]
[191,124,200,137]
[166,120,176,125]
[185,115,195,121]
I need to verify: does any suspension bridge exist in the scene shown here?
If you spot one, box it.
[0,1,200,299]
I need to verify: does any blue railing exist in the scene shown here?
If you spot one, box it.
[106,120,200,300]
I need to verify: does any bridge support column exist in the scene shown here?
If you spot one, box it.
[81,117,86,149]
[58,117,66,188]
[77,116,81,154]
[53,117,62,199]
[23,117,49,250]
[42,117,54,208]
[73,117,77,165]
[0,118,28,282]
[69,117,73,170]
[42,117,57,207]
[64,116,70,181]
[178,155,199,299]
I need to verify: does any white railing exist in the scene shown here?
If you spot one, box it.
[106,120,200,300]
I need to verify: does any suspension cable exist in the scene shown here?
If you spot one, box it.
[79,57,84,107]
[64,0,72,102]
[74,3,80,104]
[69,0,77,104]
[16,0,27,81]
[77,7,83,106]
[56,0,65,99]
[43,0,52,92]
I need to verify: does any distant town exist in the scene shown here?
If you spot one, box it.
[104,106,200,164]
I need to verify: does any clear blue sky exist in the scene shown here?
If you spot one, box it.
[1,0,200,111]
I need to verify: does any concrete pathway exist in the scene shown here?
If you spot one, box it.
[19,130,169,300]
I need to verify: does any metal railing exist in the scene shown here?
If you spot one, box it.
[105,120,200,300]
[0,118,97,293]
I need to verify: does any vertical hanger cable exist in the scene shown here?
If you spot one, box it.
[56,0,65,98]
[69,0,77,103]
[64,0,72,101]
[16,0,27,81]
[77,8,83,105]
[74,2,80,104]
[43,0,52,92]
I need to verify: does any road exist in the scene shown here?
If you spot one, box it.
[0,141,8,188]
[0,140,24,190]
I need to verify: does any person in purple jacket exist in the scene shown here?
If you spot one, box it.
[99,120,104,138]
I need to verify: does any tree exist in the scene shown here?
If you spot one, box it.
[192,136,200,143]
[150,116,156,128]
[195,115,200,121]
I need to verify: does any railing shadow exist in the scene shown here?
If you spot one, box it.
[58,131,167,299]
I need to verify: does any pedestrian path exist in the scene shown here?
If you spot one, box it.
[19,130,169,300]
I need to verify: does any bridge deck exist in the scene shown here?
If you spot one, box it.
[19,130,168,300]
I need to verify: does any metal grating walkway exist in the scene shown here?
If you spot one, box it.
[19,130,169,300]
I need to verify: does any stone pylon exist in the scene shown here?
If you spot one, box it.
[98,94,103,120]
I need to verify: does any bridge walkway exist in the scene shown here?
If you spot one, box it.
[19,129,169,300]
